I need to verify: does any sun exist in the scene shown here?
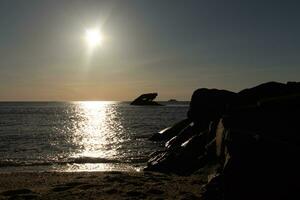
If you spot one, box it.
[85,28,103,47]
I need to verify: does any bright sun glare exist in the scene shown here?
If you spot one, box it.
[85,28,103,47]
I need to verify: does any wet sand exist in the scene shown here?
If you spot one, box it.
[0,171,207,199]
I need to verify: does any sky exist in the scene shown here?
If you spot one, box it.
[0,0,299,101]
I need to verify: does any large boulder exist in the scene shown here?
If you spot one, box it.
[187,88,238,125]
[219,94,300,199]
[146,88,237,175]
[146,81,300,196]
[130,93,162,106]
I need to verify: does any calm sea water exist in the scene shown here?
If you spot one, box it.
[0,101,188,172]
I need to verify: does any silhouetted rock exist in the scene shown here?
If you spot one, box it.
[145,129,210,175]
[187,88,238,125]
[217,94,300,200]
[146,89,237,175]
[165,123,196,149]
[130,93,162,106]
[145,120,220,175]
[146,81,300,199]
[238,81,300,104]
[149,119,192,141]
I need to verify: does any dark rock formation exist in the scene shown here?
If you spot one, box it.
[149,118,192,141]
[238,81,300,104]
[219,94,300,200]
[145,128,210,175]
[165,122,197,149]
[146,81,300,199]
[130,93,162,106]
[187,88,238,125]
[146,89,238,175]
[148,89,235,142]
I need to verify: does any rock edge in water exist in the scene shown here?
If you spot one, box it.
[130,93,163,106]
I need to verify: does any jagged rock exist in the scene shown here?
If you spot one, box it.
[146,89,237,175]
[130,93,162,106]
[149,119,192,141]
[165,123,196,149]
[165,121,218,150]
[145,129,210,175]
[146,81,300,199]
[145,121,219,175]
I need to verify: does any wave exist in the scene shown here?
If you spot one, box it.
[0,157,148,168]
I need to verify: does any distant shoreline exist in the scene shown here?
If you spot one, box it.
[0,101,190,103]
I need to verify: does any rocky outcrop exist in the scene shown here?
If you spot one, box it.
[149,119,192,141]
[146,81,300,199]
[238,81,300,104]
[187,88,238,125]
[146,88,236,174]
[149,89,237,142]
[219,94,300,199]
[145,122,216,175]
[130,93,162,106]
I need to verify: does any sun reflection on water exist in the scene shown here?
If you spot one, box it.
[71,101,122,159]
[64,101,140,171]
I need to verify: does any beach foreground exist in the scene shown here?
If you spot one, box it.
[0,171,207,200]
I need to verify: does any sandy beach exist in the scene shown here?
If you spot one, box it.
[0,171,207,200]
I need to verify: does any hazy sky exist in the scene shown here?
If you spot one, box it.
[0,0,299,101]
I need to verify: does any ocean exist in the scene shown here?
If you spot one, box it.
[0,101,189,172]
